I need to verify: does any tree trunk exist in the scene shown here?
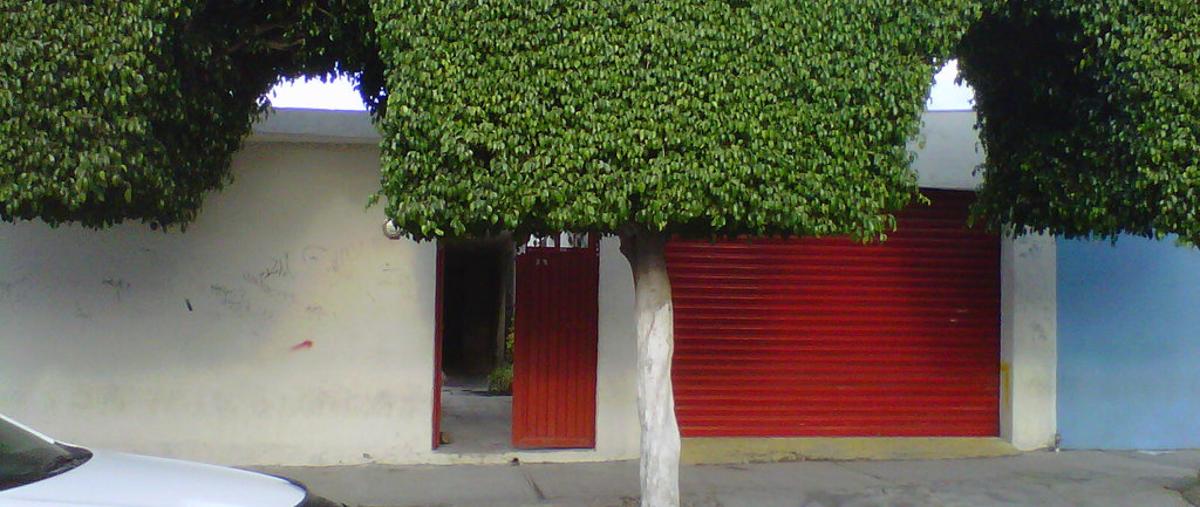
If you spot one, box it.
[620,228,681,507]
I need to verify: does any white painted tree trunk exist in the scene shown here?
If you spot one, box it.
[621,229,681,507]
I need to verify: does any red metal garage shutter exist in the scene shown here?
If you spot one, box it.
[667,190,1000,437]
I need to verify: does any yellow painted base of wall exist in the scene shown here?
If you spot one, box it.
[682,437,1020,464]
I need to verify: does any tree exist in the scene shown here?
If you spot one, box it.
[958,0,1200,244]
[371,1,977,504]
[0,0,380,228]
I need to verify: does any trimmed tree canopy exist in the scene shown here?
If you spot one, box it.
[373,0,980,240]
[959,0,1200,243]
[4,1,1199,247]
[0,0,379,228]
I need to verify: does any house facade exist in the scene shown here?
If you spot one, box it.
[1057,236,1200,450]
[0,109,1060,466]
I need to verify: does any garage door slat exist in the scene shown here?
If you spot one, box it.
[667,190,1001,438]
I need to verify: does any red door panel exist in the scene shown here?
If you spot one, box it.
[667,190,1001,437]
[512,242,599,449]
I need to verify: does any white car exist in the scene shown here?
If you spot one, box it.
[0,414,340,506]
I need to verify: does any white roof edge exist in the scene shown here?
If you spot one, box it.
[910,109,983,191]
[249,108,380,145]
[248,110,983,191]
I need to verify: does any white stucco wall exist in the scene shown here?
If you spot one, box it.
[592,238,641,459]
[1000,233,1058,450]
[910,110,983,190]
[0,142,440,466]
[0,109,1055,465]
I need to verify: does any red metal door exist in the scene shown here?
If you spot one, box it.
[432,245,445,449]
[512,237,599,449]
[667,190,1001,437]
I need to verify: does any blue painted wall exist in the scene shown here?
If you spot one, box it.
[1058,236,1200,449]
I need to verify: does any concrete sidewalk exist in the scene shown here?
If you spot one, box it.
[259,450,1200,507]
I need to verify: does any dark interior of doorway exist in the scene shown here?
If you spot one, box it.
[438,238,513,453]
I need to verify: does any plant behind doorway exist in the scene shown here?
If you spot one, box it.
[488,328,514,395]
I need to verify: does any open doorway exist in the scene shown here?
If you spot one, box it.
[436,237,514,453]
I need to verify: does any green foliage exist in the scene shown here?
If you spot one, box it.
[487,363,513,395]
[488,328,515,395]
[958,0,1200,243]
[372,0,981,240]
[0,0,379,228]
[7,0,1198,247]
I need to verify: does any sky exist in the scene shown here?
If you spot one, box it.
[267,60,975,112]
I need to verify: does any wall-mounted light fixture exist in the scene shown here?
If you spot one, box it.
[382,220,403,240]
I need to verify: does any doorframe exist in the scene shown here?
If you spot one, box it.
[431,236,515,451]
[431,234,601,452]
[432,243,445,450]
